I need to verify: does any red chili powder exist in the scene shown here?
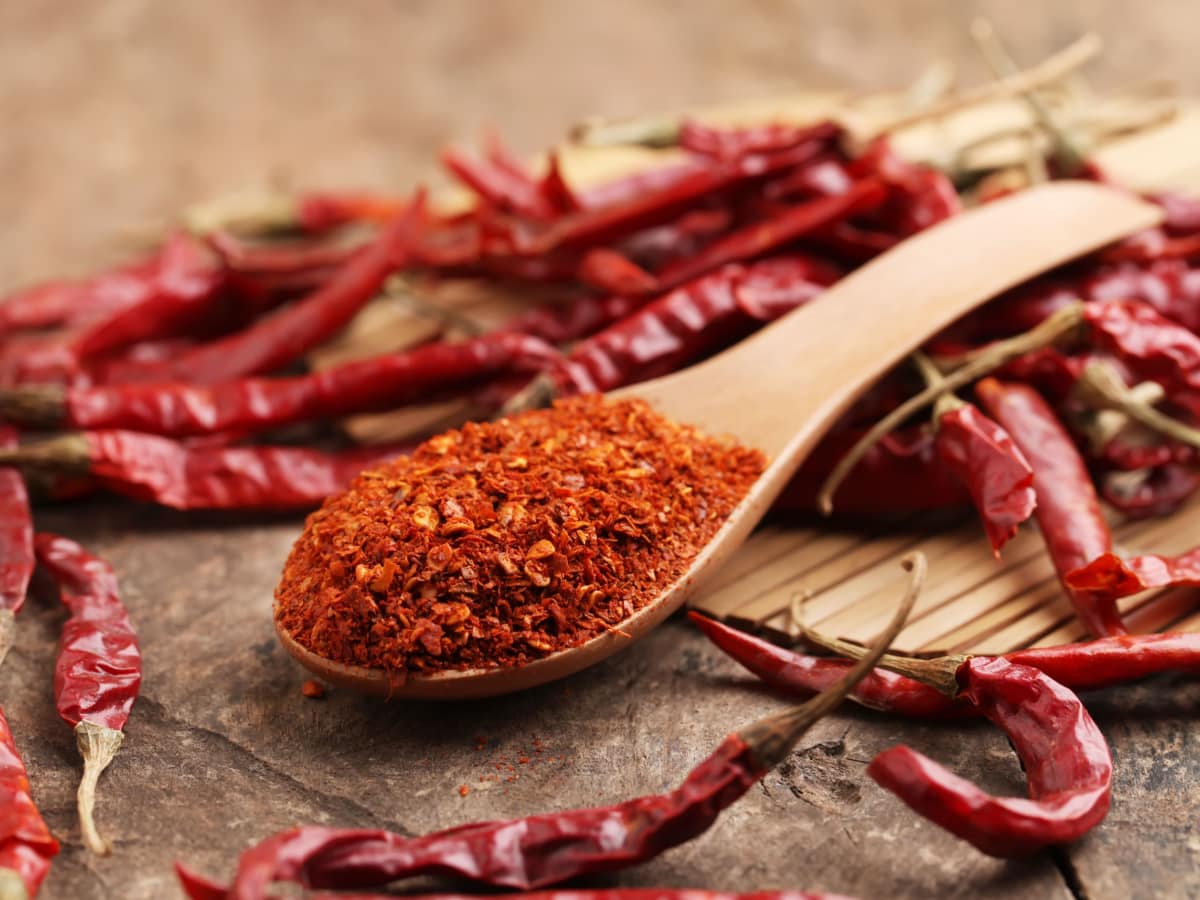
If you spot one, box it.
[275,395,764,675]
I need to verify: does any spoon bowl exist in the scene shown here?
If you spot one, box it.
[280,181,1161,699]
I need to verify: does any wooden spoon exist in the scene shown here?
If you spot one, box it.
[279,181,1160,699]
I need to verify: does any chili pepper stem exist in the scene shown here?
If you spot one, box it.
[0,385,66,430]
[385,275,485,337]
[0,869,28,900]
[795,604,965,698]
[0,435,91,475]
[817,302,1085,514]
[1076,360,1200,449]
[182,189,300,237]
[911,351,964,419]
[500,372,559,416]
[870,34,1101,139]
[970,18,1088,175]
[742,552,925,769]
[0,610,13,670]
[75,721,123,856]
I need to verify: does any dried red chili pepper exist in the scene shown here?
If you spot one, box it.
[0,333,562,438]
[850,139,961,235]
[1108,228,1200,264]
[1066,540,1200,599]
[70,232,228,363]
[0,432,411,511]
[443,141,577,222]
[866,657,1111,857]
[975,378,1126,637]
[576,248,660,295]
[1155,191,1200,235]
[537,257,838,397]
[955,260,1200,343]
[932,402,1036,556]
[1084,298,1200,403]
[276,395,764,674]
[181,560,917,898]
[0,262,154,336]
[641,179,883,294]
[119,198,423,385]
[0,426,32,666]
[507,140,845,257]
[0,706,59,897]
[34,534,140,857]
[694,613,1200,717]
[907,353,1035,555]
[798,632,1111,857]
[689,612,964,719]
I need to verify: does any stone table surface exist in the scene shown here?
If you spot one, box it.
[3,2,1200,898]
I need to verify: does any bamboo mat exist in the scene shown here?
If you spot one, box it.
[319,90,1200,655]
[691,502,1200,654]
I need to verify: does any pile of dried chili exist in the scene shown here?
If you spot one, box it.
[275,395,764,675]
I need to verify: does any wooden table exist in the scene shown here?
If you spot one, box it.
[3,3,1199,897]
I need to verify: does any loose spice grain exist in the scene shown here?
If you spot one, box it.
[274,395,764,675]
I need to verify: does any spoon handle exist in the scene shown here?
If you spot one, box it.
[624,181,1161,466]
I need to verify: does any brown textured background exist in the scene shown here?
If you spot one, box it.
[3,2,1200,898]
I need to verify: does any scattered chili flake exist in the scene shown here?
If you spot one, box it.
[275,395,764,674]
[458,784,470,797]
[300,680,326,699]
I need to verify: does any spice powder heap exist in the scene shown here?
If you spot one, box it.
[275,395,765,676]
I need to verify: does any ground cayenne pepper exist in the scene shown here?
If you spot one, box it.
[275,395,764,675]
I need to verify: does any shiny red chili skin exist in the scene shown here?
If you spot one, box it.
[689,613,964,719]
[121,200,421,384]
[933,404,1035,556]
[869,657,1111,858]
[76,432,410,511]
[694,612,1200,710]
[1084,298,1200,399]
[553,257,837,394]
[34,534,141,732]
[975,378,1125,637]
[645,179,885,293]
[0,707,59,896]
[0,426,33,617]
[71,232,228,363]
[51,333,560,438]
[187,735,764,898]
